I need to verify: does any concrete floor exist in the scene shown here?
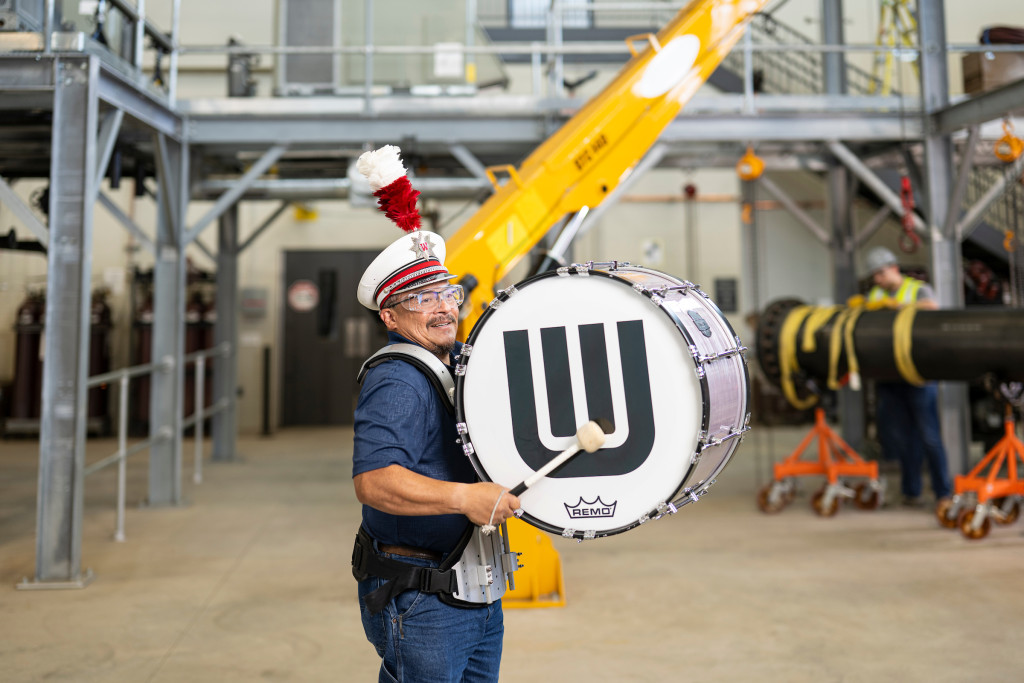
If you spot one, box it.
[2,425,1023,682]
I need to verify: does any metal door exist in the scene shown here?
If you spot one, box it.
[281,250,387,425]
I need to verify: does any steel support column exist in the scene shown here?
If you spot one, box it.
[212,205,239,462]
[30,56,100,587]
[917,4,970,473]
[821,0,862,449]
[150,134,189,506]
[740,179,759,343]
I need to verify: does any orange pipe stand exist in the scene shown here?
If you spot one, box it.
[953,414,1024,504]
[758,407,881,515]
[773,407,879,484]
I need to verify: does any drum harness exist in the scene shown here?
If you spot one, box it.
[353,343,520,614]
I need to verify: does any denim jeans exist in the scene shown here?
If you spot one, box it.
[875,381,952,499]
[358,552,504,683]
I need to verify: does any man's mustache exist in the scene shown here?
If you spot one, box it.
[428,313,456,327]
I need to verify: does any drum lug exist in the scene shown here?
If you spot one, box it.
[460,344,473,357]
[456,422,469,435]
[582,530,597,541]
[695,365,706,380]
[561,528,577,539]
[455,364,467,376]
[462,441,476,457]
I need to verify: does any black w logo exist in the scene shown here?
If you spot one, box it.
[503,320,656,478]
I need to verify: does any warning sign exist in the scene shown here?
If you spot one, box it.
[287,280,319,312]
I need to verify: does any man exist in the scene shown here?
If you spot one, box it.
[865,245,952,507]
[352,227,520,683]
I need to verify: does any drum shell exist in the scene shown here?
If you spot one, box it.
[612,268,750,489]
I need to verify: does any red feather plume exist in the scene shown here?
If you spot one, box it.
[373,176,422,233]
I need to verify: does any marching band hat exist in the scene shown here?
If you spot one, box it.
[357,230,456,310]
[354,145,456,310]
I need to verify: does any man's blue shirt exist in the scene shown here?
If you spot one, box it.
[353,331,475,554]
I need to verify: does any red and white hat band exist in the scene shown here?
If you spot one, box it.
[374,259,448,307]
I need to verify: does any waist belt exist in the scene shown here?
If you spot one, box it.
[377,543,443,561]
[352,527,458,615]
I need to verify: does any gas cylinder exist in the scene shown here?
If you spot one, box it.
[11,291,44,421]
[88,289,113,428]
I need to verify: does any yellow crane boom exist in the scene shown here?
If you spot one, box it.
[446,0,769,336]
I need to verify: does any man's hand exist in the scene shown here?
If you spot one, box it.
[455,482,521,527]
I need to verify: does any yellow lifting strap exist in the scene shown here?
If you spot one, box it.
[800,305,841,354]
[892,305,927,386]
[778,305,819,410]
[827,305,867,391]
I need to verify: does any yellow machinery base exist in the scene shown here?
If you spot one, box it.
[502,517,566,609]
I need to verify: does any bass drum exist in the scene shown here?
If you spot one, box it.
[454,262,750,540]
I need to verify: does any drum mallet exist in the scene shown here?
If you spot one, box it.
[509,418,610,497]
[481,419,610,535]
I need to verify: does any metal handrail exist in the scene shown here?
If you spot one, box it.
[82,342,232,542]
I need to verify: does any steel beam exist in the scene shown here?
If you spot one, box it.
[757,175,831,245]
[943,125,980,238]
[96,63,182,140]
[192,176,491,202]
[917,2,970,476]
[94,109,125,195]
[739,178,760,342]
[827,141,927,235]
[449,143,489,179]
[185,111,923,146]
[0,174,49,246]
[30,56,100,587]
[184,144,288,245]
[933,77,1024,135]
[98,192,155,254]
[957,153,1024,239]
[150,133,189,506]
[855,205,892,247]
[212,205,239,462]
[238,201,291,253]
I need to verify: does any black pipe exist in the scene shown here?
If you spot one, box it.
[757,299,1024,389]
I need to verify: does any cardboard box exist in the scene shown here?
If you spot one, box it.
[962,52,1024,94]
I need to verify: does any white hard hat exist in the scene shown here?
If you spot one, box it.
[864,246,898,275]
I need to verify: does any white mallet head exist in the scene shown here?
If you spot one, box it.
[576,420,607,453]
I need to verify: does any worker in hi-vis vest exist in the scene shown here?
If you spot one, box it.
[865,246,952,508]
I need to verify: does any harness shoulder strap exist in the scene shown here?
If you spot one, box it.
[357,343,456,413]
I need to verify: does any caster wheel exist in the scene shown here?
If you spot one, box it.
[853,483,882,511]
[781,479,797,503]
[958,508,991,540]
[992,497,1020,525]
[757,483,787,514]
[935,497,959,529]
[811,488,839,517]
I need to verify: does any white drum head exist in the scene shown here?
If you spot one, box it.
[458,272,704,537]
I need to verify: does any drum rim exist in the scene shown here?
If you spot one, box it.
[454,263,719,539]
